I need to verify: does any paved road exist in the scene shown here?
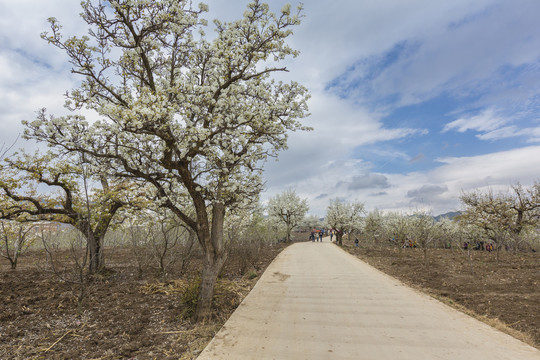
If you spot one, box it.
[198,240,540,360]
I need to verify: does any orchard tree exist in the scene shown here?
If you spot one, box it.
[26,0,309,320]
[0,220,37,270]
[408,211,437,265]
[459,183,540,256]
[267,189,308,242]
[325,199,365,246]
[0,151,139,273]
[302,214,322,232]
[364,209,384,246]
[508,183,540,235]
[384,212,411,251]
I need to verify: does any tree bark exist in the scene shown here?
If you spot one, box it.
[336,232,343,246]
[79,221,104,274]
[86,232,104,274]
[196,254,227,321]
[195,202,228,321]
[286,225,292,242]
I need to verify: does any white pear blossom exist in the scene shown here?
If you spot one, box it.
[25,0,309,320]
[268,189,309,242]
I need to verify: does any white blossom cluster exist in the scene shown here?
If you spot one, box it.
[325,199,366,234]
[24,0,310,231]
[267,189,309,234]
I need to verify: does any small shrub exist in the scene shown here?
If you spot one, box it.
[180,277,200,319]
[247,270,258,280]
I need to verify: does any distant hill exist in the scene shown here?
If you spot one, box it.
[434,211,461,221]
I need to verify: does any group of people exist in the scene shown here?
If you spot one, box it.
[310,230,323,242]
[463,241,495,252]
[310,229,331,242]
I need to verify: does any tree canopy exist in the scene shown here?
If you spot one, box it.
[267,189,308,242]
[325,199,365,245]
[22,0,309,320]
[459,183,540,251]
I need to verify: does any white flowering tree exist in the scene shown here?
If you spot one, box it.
[301,214,323,232]
[408,210,437,265]
[459,183,540,258]
[0,220,38,270]
[267,189,308,242]
[25,0,309,320]
[0,151,139,273]
[325,199,365,246]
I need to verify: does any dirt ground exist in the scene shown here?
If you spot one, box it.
[343,241,540,349]
[0,241,290,360]
[3,234,538,358]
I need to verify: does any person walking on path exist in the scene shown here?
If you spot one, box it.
[319,231,323,242]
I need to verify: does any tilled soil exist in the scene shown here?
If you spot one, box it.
[0,242,288,360]
[344,244,540,349]
[3,239,538,358]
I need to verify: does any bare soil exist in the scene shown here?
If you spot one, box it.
[343,242,540,349]
[0,241,290,360]
[3,234,538,358]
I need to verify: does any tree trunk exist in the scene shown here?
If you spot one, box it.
[195,202,228,321]
[336,232,343,246]
[196,255,227,321]
[86,232,104,274]
[286,225,292,242]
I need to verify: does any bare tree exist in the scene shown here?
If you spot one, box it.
[40,226,91,314]
[148,211,196,282]
[0,220,36,269]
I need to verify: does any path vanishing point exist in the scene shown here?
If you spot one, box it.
[197,240,540,360]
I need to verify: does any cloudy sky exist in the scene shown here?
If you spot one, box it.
[2,1,540,217]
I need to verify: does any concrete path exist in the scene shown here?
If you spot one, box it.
[198,240,540,360]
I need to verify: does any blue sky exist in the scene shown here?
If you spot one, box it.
[1,0,540,216]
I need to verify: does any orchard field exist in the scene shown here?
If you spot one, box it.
[0,232,295,360]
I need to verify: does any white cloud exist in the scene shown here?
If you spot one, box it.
[443,108,509,133]
[295,145,540,216]
[262,91,426,190]
[3,0,540,220]
[478,126,540,142]
[442,108,540,143]
[407,184,449,204]
[346,173,390,190]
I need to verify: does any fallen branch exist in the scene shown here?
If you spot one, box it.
[42,330,73,352]
[157,330,189,334]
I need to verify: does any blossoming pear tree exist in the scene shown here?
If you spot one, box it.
[459,183,540,258]
[0,151,141,273]
[325,199,365,246]
[0,219,38,270]
[25,0,309,319]
[267,189,308,242]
